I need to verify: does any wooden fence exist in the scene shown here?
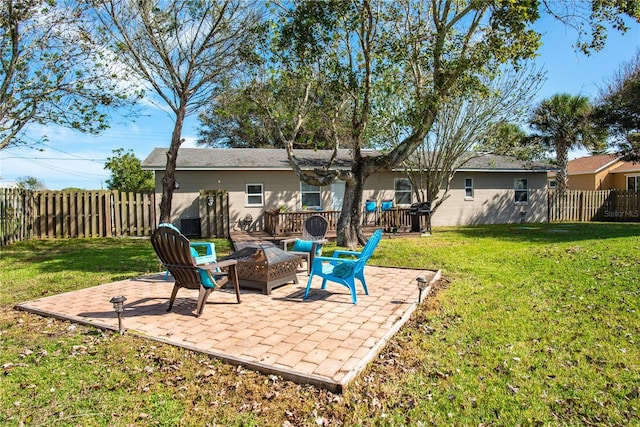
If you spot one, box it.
[548,189,640,222]
[1,189,156,245]
[1,188,231,245]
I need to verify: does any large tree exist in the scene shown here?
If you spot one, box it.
[529,93,607,191]
[235,0,636,247]
[594,51,640,161]
[0,0,134,150]
[403,64,545,213]
[87,0,261,222]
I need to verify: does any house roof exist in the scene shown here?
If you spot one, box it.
[568,154,622,175]
[611,160,640,174]
[142,147,554,172]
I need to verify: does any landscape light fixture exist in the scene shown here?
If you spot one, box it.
[109,295,127,334]
[416,276,428,304]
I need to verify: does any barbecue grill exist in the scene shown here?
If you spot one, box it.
[408,202,432,233]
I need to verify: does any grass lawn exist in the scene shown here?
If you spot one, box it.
[0,223,638,426]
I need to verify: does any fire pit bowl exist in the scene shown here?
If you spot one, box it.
[220,244,301,295]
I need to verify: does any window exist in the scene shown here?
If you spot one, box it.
[246,183,263,206]
[301,182,321,208]
[395,178,412,205]
[514,178,528,204]
[627,175,640,190]
[464,178,474,199]
[548,179,557,189]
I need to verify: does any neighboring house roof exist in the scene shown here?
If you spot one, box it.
[611,161,640,174]
[568,153,621,175]
[142,148,554,172]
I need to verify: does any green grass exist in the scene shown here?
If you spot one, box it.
[1,223,639,426]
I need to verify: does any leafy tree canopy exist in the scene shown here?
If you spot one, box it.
[104,148,154,192]
[0,0,138,150]
[478,122,550,162]
[529,93,608,191]
[594,50,640,161]
[87,0,262,222]
[16,175,46,190]
[224,0,637,246]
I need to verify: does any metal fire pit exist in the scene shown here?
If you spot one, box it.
[220,244,301,295]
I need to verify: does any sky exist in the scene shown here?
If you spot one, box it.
[1,14,639,190]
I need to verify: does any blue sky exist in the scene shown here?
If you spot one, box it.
[1,15,639,190]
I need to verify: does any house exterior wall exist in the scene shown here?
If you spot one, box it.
[569,169,618,190]
[568,173,596,190]
[155,168,549,230]
[612,172,640,190]
[432,172,548,225]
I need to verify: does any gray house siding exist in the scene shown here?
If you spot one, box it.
[144,148,553,230]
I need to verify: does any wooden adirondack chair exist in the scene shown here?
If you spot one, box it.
[151,226,240,317]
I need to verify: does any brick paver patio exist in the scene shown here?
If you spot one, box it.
[16,266,440,392]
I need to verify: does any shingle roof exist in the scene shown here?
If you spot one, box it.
[568,154,621,175]
[141,147,553,172]
[612,160,640,173]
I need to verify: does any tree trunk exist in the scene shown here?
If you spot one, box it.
[158,106,186,223]
[336,163,368,248]
[555,142,570,192]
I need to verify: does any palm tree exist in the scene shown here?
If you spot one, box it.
[529,94,607,191]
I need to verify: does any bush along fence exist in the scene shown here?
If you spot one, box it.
[1,189,156,245]
[548,189,640,222]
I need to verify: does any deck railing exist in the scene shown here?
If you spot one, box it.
[264,208,431,236]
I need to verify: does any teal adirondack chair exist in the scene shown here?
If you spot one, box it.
[304,229,383,304]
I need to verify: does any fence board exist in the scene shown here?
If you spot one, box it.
[549,189,640,222]
[0,190,161,244]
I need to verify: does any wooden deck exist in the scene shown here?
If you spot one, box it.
[229,227,428,250]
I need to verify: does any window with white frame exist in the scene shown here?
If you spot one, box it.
[394,178,412,205]
[514,178,529,204]
[245,183,263,206]
[301,182,321,208]
[464,178,474,199]
[627,175,640,190]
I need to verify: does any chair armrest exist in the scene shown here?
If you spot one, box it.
[190,242,215,256]
[198,259,238,276]
[281,238,297,250]
[312,256,356,264]
[332,250,361,258]
[198,259,237,272]
[195,254,217,265]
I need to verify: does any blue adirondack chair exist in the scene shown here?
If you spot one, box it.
[304,228,383,304]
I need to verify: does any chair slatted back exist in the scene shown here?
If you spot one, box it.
[151,227,201,290]
[353,228,383,270]
[303,215,329,241]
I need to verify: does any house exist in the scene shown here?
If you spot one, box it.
[567,154,640,190]
[141,148,554,232]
